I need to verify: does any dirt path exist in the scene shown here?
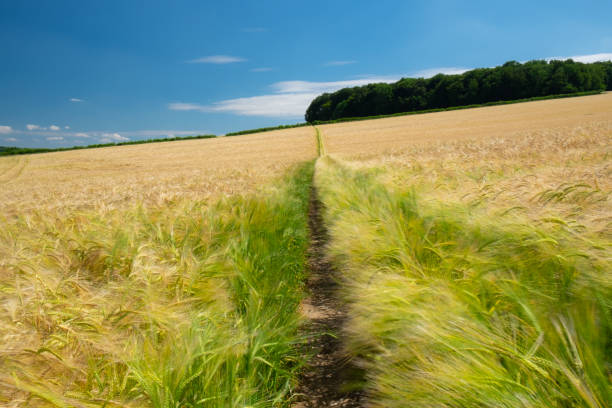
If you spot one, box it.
[292,156,365,407]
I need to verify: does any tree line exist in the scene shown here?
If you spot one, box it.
[305,59,612,122]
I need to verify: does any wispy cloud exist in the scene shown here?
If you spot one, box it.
[272,77,398,93]
[69,98,83,102]
[168,103,208,112]
[46,136,64,141]
[74,132,89,138]
[171,94,318,117]
[3,137,17,142]
[0,125,12,134]
[251,67,274,72]
[187,55,246,64]
[547,52,612,63]
[25,124,68,132]
[412,67,470,78]
[410,53,612,79]
[242,27,267,33]
[324,60,357,66]
[169,76,398,117]
[100,133,129,143]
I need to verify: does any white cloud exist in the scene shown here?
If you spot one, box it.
[272,77,398,94]
[0,125,12,134]
[49,125,60,131]
[187,55,246,64]
[26,124,41,130]
[168,103,206,112]
[3,137,17,142]
[408,53,611,79]
[251,67,273,72]
[65,126,70,129]
[171,94,319,117]
[46,136,64,141]
[69,98,83,102]
[324,60,357,66]
[169,76,399,118]
[547,52,612,63]
[412,67,470,78]
[74,132,89,138]
[100,133,129,142]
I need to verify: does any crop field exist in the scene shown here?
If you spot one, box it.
[1,93,611,407]
[0,127,316,215]
[0,127,316,407]
[319,91,612,158]
[316,93,612,406]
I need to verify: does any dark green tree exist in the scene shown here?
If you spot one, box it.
[305,59,610,123]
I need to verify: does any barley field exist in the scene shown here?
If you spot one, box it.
[315,93,612,407]
[319,91,612,158]
[1,93,611,407]
[0,127,316,407]
[0,126,316,215]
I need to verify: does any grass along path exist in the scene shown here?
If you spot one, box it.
[0,162,315,407]
[314,156,611,407]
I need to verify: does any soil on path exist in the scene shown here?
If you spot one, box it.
[292,185,365,408]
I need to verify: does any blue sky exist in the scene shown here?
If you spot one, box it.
[1,0,611,147]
